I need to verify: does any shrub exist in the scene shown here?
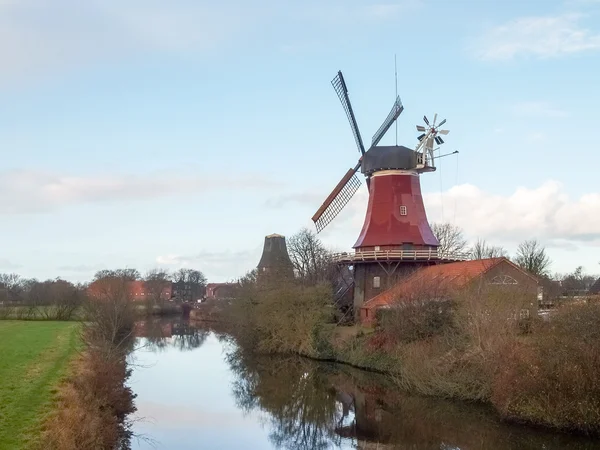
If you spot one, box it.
[491,302,600,434]
[378,299,456,343]
[222,270,333,357]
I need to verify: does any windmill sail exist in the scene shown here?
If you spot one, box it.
[331,71,366,155]
[371,96,403,147]
[312,165,362,233]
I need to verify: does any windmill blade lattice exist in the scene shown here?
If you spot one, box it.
[331,71,366,155]
[371,96,404,147]
[311,164,362,233]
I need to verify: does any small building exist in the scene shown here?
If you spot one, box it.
[171,281,204,303]
[360,257,539,326]
[128,281,172,301]
[205,282,237,300]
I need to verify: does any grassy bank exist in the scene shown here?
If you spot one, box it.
[223,275,600,436]
[39,286,137,450]
[0,321,80,449]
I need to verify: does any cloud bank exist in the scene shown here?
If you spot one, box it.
[473,13,600,61]
[0,169,279,214]
[425,181,600,245]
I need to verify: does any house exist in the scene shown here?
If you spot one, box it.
[205,282,237,300]
[360,257,539,325]
[171,281,205,303]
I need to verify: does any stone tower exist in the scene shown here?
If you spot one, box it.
[257,233,294,279]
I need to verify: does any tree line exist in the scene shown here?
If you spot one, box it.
[0,267,208,320]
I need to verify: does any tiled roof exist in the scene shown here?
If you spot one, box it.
[364,257,511,310]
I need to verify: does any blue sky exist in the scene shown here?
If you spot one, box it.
[1,0,599,282]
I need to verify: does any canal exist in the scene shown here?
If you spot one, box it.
[128,318,600,450]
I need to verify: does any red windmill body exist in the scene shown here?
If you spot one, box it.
[312,71,465,320]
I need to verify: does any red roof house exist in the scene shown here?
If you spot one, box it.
[360,257,539,325]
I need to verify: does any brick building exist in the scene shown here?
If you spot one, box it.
[171,281,205,303]
[88,279,172,301]
[360,257,540,325]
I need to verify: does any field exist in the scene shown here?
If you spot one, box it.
[0,321,80,449]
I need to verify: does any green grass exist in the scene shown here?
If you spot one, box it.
[0,321,80,450]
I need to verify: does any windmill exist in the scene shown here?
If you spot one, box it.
[311,70,463,319]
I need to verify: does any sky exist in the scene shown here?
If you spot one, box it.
[1,0,600,283]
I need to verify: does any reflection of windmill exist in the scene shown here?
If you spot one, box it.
[311,70,465,321]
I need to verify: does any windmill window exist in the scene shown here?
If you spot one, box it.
[373,277,381,288]
[400,206,407,216]
[374,246,380,251]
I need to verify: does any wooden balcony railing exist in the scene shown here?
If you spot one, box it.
[332,249,470,263]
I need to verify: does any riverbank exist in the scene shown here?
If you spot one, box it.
[0,321,80,449]
[223,276,600,437]
[38,295,137,450]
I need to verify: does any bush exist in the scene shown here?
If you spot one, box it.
[223,271,333,357]
[492,302,600,434]
[378,299,456,343]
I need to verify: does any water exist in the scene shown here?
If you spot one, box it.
[128,318,600,450]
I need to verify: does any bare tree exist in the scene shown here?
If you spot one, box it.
[171,268,207,301]
[0,273,24,303]
[514,239,551,277]
[555,266,598,296]
[144,269,171,306]
[93,268,140,282]
[287,228,334,285]
[172,268,207,286]
[470,238,508,260]
[431,223,469,258]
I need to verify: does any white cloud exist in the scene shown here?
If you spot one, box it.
[0,0,254,80]
[0,169,279,214]
[511,101,569,118]
[473,13,600,61]
[0,258,21,270]
[155,249,260,281]
[424,181,600,245]
[0,0,422,81]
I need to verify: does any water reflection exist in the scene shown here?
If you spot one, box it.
[134,318,210,352]
[130,319,600,450]
[227,348,600,450]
